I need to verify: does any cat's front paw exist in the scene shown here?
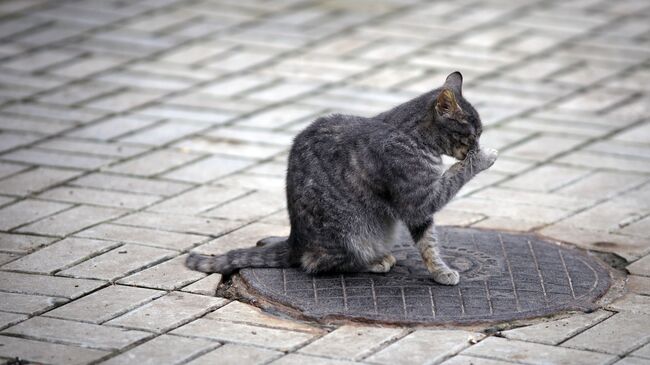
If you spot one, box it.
[432,268,460,285]
[476,147,498,171]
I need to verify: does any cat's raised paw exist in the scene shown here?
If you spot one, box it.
[477,147,498,170]
[432,268,460,285]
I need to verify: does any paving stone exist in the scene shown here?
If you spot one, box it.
[0,292,65,315]
[503,135,585,161]
[557,151,650,174]
[300,326,403,360]
[0,233,56,253]
[46,285,164,324]
[628,255,650,276]
[614,357,650,365]
[0,132,42,153]
[17,205,126,236]
[181,273,222,296]
[2,316,150,350]
[440,355,523,365]
[0,199,71,230]
[0,335,109,365]
[118,121,206,145]
[118,255,206,290]
[108,292,227,333]
[539,224,649,259]
[172,318,315,351]
[563,312,650,355]
[628,275,650,295]
[71,172,190,197]
[137,105,234,124]
[86,89,165,112]
[2,148,114,170]
[148,185,250,215]
[366,330,482,365]
[0,161,28,179]
[108,149,203,177]
[203,190,285,221]
[113,211,243,236]
[75,223,207,251]
[68,115,159,140]
[51,54,127,78]
[607,294,650,315]
[502,310,612,345]
[3,237,119,274]
[0,167,80,196]
[3,102,104,124]
[60,244,176,281]
[102,334,217,365]
[0,309,25,328]
[162,154,256,183]
[633,343,650,359]
[206,301,322,334]
[37,138,148,158]
[38,186,161,210]
[193,222,289,255]
[187,343,282,365]
[556,171,648,200]
[270,353,362,365]
[501,164,591,192]
[463,337,616,365]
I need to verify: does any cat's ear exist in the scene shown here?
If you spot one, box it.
[435,89,460,117]
[443,71,463,94]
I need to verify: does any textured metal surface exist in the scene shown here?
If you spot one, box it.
[239,227,612,324]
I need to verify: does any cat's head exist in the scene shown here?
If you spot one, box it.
[431,72,482,160]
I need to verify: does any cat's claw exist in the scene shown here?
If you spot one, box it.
[432,268,460,285]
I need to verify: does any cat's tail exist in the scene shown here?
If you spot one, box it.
[185,236,291,274]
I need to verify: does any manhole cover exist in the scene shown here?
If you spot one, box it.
[234,227,612,325]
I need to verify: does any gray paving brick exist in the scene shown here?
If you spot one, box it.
[102,334,217,365]
[502,310,612,345]
[206,301,322,334]
[17,205,126,236]
[0,199,71,230]
[607,293,650,315]
[556,171,648,200]
[0,292,66,315]
[118,121,206,145]
[0,335,108,365]
[71,172,190,197]
[0,167,80,196]
[193,222,289,255]
[0,132,42,153]
[38,186,161,210]
[2,148,114,170]
[0,312,26,330]
[107,149,203,177]
[113,211,243,236]
[0,233,56,254]
[172,318,315,351]
[2,316,150,350]
[86,89,165,112]
[203,190,285,221]
[187,343,281,365]
[3,103,104,123]
[38,81,121,106]
[181,273,222,296]
[107,292,227,333]
[50,54,128,78]
[3,49,82,72]
[68,115,159,140]
[300,326,403,360]
[628,255,650,277]
[0,271,104,299]
[118,255,206,290]
[563,313,650,355]
[162,154,255,183]
[366,330,483,365]
[60,244,176,281]
[501,164,591,192]
[0,162,27,179]
[463,337,616,365]
[3,237,119,274]
[76,223,206,251]
[137,105,234,124]
[46,285,164,324]
[36,138,148,158]
[148,185,250,215]
[270,353,361,365]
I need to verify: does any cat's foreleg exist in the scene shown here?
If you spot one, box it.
[409,219,459,285]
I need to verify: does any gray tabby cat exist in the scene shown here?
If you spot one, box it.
[187,71,497,285]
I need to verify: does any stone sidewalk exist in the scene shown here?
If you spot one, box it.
[0,0,649,364]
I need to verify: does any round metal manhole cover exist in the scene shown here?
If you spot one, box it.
[236,227,612,325]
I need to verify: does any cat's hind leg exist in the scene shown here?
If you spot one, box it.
[257,236,288,247]
[366,253,396,273]
[408,219,459,285]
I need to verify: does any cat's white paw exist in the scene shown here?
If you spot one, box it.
[368,254,397,273]
[477,147,498,170]
[432,268,460,285]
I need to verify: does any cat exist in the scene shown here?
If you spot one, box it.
[186,71,497,285]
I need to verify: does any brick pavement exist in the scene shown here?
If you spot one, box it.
[0,0,649,364]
